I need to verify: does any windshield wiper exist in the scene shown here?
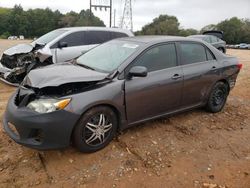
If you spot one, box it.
[76,62,96,71]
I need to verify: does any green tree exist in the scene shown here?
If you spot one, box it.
[75,9,105,26]
[59,11,78,27]
[241,19,250,43]
[137,15,180,35]
[200,24,217,34]
[7,5,29,36]
[0,5,105,39]
[217,17,245,44]
[179,28,198,36]
[0,7,11,36]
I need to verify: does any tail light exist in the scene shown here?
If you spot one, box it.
[237,63,243,70]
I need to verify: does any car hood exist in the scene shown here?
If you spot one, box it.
[3,43,34,56]
[23,62,108,88]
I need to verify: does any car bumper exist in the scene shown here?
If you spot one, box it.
[3,92,80,150]
[0,63,19,86]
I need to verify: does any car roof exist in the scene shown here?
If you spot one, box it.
[119,35,205,44]
[56,27,133,36]
[188,35,209,38]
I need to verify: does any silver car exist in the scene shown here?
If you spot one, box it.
[0,27,134,85]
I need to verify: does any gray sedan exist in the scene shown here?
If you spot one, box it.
[3,36,242,152]
[188,34,226,53]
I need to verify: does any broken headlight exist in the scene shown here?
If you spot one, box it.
[27,98,71,113]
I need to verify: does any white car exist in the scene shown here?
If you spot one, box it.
[32,27,134,63]
[238,43,249,49]
[0,27,134,85]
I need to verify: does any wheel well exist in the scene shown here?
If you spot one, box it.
[70,104,122,142]
[217,79,230,92]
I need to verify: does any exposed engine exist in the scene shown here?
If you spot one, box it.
[0,45,53,85]
[25,81,102,97]
[1,53,34,69]
[15,81,105,107]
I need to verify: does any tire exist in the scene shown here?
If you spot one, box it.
[218,47,225,53]
[73,106,118,153]
[206,82,229,113]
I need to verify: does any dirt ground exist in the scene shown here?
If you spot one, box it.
[0,39,249,188]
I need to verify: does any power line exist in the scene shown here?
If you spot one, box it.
[90,0,112,27]
[120,0,133,31]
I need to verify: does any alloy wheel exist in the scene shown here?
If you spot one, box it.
[83,114,113,146]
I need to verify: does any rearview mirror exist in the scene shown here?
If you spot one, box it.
[58,41,68,49]
[128,66,148,78]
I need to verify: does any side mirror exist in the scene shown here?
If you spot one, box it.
[128,66,148,78]
[58,41,68,49]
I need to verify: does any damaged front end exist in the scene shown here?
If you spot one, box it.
[15,80,109,110]
[25,81,101,97]
[0,44,53,86]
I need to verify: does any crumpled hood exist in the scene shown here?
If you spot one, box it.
[23,62,108,88]
[3,43,34,56]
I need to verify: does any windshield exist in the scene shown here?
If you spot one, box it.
[76,40,141,73]
[32,29,67,45]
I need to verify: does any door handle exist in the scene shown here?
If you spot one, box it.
[172,74,182,80]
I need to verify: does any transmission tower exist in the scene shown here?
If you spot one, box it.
[120,0,133,31]
[90,0,112,27]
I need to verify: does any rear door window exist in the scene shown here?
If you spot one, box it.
[203,36,211,43]
[85,31,111,44]
[210,36,218,43]
[180,42,207,65]
[111,32,128,39]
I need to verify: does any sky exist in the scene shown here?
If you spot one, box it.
[0,0,249,31]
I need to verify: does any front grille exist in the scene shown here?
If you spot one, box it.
[29,129,44,143]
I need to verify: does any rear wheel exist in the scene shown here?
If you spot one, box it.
[206,82,229,113]
[73,106,118,153]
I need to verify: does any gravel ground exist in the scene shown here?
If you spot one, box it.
[0,39,249,188]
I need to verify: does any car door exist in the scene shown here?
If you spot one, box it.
[52,31,90,63]
[178,42,220,108]
[125,43,183,124]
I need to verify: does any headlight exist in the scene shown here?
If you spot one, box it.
[27,98,71,113]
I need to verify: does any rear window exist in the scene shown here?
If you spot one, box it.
[180,42,207,65]
[210,36,218,43]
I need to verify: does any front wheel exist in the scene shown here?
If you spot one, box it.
[218,47,225,53]
[73,106,118,153]
[206,82,229,113]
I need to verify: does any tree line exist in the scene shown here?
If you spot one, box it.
[0,5,105,39]
[0,5,249,44]
[136,15,250,44]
